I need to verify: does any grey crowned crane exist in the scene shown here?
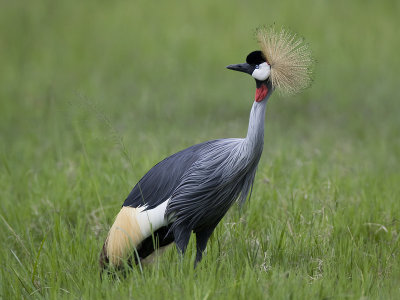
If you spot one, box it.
[100,26,313,271]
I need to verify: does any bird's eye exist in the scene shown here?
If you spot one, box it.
[255,65,259,69]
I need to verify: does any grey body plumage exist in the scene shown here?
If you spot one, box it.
[101,49,277,270]
[123,92,270,264]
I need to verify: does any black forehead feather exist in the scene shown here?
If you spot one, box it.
[246,50,266,65]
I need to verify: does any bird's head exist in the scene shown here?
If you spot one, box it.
[227,26,314,102]
[227,50,272,102]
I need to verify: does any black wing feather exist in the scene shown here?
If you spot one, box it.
[123,140,219,210]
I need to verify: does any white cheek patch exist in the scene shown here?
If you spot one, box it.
[251,62,271,81]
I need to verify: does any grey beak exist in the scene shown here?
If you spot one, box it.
[226,63,254,75]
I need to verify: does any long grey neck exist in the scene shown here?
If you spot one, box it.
[244,99,268,155]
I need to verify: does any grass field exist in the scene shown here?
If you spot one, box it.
[1,0,400,299]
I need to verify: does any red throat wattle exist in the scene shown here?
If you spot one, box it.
[255,84,268,102]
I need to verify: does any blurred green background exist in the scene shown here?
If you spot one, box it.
[1,0,399,299]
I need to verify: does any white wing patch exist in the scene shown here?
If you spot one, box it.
[136,199,169,237]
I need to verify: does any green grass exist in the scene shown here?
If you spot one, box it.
[1,0,400,298]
